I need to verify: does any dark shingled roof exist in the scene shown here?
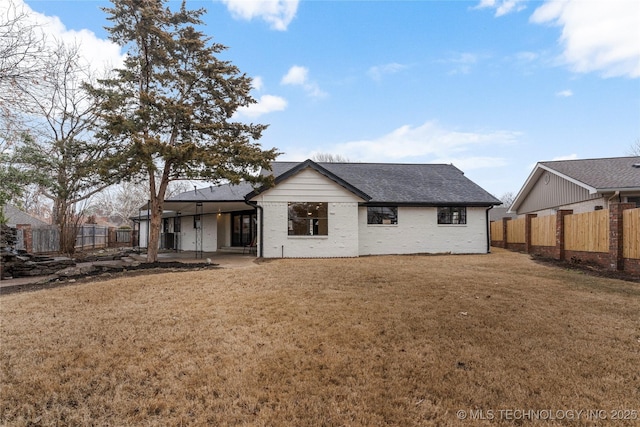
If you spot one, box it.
[2,204,48,227]
[262,161,501,206]
[167,182,256,202]
[167,161,501,206]
[539,156,640,190]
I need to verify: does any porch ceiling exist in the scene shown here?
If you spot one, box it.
[161,201,252,216]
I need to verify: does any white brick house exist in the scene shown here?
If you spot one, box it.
[137,160,501,257]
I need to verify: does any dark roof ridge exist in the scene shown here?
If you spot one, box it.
[540,155,640,164]
[273,160,459,166]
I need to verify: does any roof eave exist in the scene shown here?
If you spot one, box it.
[362,201,502,207]
[595,187,640,194]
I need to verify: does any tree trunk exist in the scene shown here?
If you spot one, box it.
[146,196,164,263]
[145,170,170,263]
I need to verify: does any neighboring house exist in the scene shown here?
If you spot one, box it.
[2,204,48,227]
[137,160,501,258]
[510,156,640,216]
[489,207,517,222]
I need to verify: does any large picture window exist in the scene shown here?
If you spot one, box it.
[288,202,328,236]
[437,207,467,224]
[367,206,398,225]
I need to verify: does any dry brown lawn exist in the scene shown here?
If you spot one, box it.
[1,249,639,426]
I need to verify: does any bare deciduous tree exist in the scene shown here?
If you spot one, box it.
[0,0,46,222]
[91,180,191,226]
[499,191,515,207]
[12,42,118,252]
[0,0,45,100]
[628,138,640,156]
[312,152,351,163]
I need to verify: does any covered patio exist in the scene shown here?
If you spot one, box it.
[134,183,259,257]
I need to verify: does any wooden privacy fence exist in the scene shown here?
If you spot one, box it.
[490,221,503,242]
[31,226,60,253]
[623,208,640,259]
[530,215,555,247]
[564,210,609,253]
[490,203,640,274]
[506,217,525,244]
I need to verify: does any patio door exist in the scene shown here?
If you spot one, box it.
[231,211,256,247]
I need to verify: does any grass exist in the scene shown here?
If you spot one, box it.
[1,249,639,426]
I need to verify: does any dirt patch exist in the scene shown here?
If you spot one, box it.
[530,254,640,283]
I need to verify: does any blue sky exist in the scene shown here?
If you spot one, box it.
[14,0,640,198]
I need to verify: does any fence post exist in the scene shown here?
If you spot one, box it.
[525,214,537,253]
[609,202,634,271]
[501,217,510,249]
[556,210,573,261]
[16,224,32,253]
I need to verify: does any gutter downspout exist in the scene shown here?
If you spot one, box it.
[245,200,263,257]
[486,206,494,253]
[607,191,620,207]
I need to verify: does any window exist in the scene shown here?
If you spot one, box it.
[288,202,328,236]
[367,206,398,225]
[437,207,467,224]
[627,197,640,208]
[173,216,181,233]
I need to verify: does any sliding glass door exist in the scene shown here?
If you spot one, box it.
[231,211,256,247]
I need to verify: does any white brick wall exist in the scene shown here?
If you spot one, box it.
[253,167,364,258]
[252,166,491,257]
[260,201,360,258]
[358,206,490,255]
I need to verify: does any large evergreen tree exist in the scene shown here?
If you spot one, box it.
[89,0,278,262]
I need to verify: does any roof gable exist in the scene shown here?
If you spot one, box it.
[247,159,371,201]
[511,156,640,213]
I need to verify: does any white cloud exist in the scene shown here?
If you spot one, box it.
[251,76,265,91]
[1,0,124,75]
[330,121,518,167]
[437,52,485,75]
[281,65,308,85]
[495,0,527,17]
[219,0,299,31]
[555,89,573,97]
[235,94,287,118]
[530,0,640,78]
[281,65,327,98]
[474,0,527,17]
[368,63,408,81]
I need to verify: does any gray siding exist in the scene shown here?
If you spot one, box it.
[518,171,599,214]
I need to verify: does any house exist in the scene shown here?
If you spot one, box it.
[2,204,48,227]
[489,207,517,222]
[1,204,50,253]
[137,160,502,257]
[510,156,640,216]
